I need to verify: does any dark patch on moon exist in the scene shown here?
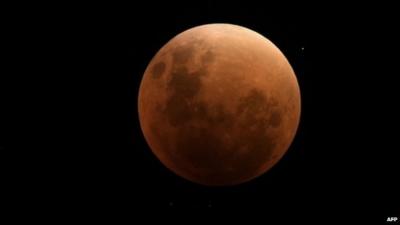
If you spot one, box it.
[164,44,215,127]
[164,95,191,126]
[206,104,234,129]
[269,109,282,127]
[231,123,276,178]
[237,89,282,128]
[176,126,224,171]
[232,88,279,175]
[151,62,166,79]
[237,89,268,114]
[172,44,195,64]
[164,66,205,126]
[201,50,215,65]
[168,67,201,99]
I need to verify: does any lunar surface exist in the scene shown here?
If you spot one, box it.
[138,24,301,186]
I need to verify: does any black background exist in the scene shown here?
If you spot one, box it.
[3,1,399,222]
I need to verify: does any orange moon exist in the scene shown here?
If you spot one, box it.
[138,24,301,186]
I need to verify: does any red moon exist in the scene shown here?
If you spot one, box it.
[138,24,301,186]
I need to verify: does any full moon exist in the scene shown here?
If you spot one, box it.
[138,24,301,186]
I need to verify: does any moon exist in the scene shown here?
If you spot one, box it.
[138,24,301,186]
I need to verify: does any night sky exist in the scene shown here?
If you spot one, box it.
[3,1,399,222]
